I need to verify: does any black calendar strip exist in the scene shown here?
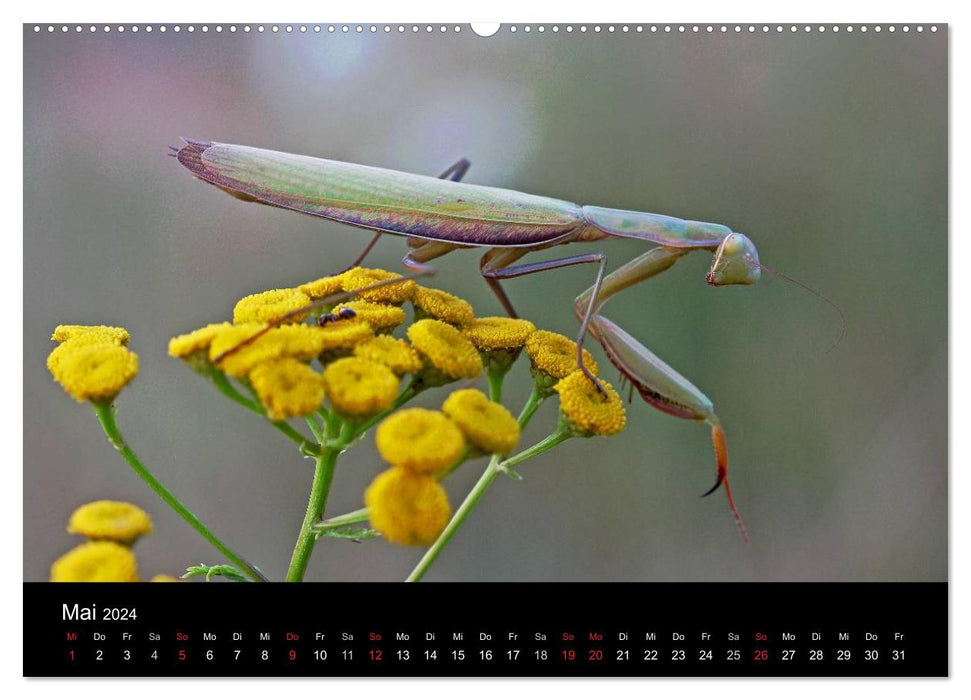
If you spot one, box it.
[24,582,946,677]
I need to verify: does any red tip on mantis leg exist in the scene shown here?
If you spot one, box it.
[583,314,750,543]
[702,420,750,545]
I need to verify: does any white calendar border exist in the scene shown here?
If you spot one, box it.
[3,0,964,695]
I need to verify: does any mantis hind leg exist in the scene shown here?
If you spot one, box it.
[334,157,472,274]
[480,248,608,391]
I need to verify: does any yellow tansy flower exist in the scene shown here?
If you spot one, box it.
[407,319,483,385]
[322,357,400,419]
[233,288,312,324]
[554,371,627,437]
[526,330,598,378]
[442,388,521,456]
[249,358,325,421]
[209,324,313,377]
[463,317,536,350]
[334,300,406,333]
[463,317,536,375]
[365,467,451,546]
[48,323,134,375]
[353,336,423,376]
[52,325,130,346]
[50,541,139,582]
[67,501,153,543]
[208,323,372,377]
[375,408,465,473]
[315,320,375,361]
[526,330,599,394]
[49,342,139,403]
[342,267,416,304]
[298,273,345,300]
[168,322,233,359]
[46,337,109,374]
[412,286,475,326]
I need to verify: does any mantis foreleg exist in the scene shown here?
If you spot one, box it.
[572,246,749,542]
[573,246,688,317]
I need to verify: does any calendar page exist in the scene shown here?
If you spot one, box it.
[22,20,947,677]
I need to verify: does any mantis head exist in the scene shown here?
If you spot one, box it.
[707,233,761,286]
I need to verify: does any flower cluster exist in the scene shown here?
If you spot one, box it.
[164,267,622,431]
[50,501,174,582]
[168,269,429,421]
[48,265,630,582]
[366,387,521,546]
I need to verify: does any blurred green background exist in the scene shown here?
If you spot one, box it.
[24,26,946,582]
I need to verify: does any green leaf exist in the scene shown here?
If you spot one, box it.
[183,563,249,582]
[498,464,524,480]
[317,527,380,541]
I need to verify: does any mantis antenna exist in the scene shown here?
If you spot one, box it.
[755,262,846,353]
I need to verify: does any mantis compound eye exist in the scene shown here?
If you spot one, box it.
[707,232,761,286]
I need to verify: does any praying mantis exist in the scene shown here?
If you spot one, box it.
[175,138,764,541]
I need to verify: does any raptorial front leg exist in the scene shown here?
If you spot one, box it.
[587,312,748,543]
[567,245,747,540]
[573,245,688,321]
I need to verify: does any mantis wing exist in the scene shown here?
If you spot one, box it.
[177,140,585,247]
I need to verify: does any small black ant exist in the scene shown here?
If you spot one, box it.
[318,307,357,326]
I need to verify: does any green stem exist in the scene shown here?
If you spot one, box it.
[487,370,504,403]
[406,454,503,583]
[405,384,548,583]
[312,507,370,533]
[92,402,267,582]
[271,420,317,451]
[322,407,342,435]
[209,369,315,452]
[500,425,572,471]
[285,448,340,582]
[305,416,324,443]
[491,387,547,478]
[517,386,545,427]
[208,369,261,412]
